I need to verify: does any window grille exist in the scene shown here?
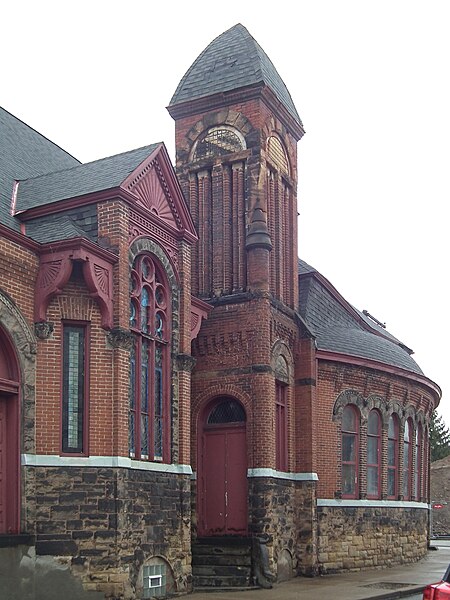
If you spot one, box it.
[194,127,244,160]
[207,399,246,424]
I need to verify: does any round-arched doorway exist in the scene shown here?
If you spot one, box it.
[197,397,247,536]
[0,325,20,534]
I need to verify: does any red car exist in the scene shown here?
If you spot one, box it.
[423,565,450,599]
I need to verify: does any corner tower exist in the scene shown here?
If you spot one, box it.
[168,23,304,305]
[168,25,309,581]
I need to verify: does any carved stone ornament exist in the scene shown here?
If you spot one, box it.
[34,321,54,340]
[107,328,134,350]
[176,353,196,373]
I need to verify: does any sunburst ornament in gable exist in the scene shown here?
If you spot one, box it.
[128,162,178,229]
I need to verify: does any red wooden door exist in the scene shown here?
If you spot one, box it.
[0,398,6,533]
[199,399,247,536]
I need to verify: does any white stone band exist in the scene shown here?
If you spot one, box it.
[317,499,429,509]
[21,454,193,475]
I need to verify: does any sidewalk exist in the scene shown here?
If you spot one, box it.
[191,540,450,600]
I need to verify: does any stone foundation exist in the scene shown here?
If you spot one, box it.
[317,504,429,573]
[248,477,318,579]
[22,465,192,599]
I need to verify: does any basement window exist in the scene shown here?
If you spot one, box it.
[143,565,166,598]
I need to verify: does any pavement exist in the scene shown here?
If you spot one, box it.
[191,539,450,600]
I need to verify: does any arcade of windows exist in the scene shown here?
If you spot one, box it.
[341,405,425,501]
[129,253,171,463]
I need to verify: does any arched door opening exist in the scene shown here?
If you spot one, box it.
[0,326,20,534]
[198,398,247,536]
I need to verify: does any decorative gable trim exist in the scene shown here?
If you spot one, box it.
[35,238,117,329]
[121,144,197,243]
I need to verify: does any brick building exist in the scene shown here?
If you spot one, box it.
[0,23,441,599]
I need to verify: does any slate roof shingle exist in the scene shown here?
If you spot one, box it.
[16,143,160,212]
[169,24,302,126]
[297,257,424,376]
[0,106,80,230]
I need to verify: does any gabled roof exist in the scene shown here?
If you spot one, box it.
[15,144,160,213]
[0,106,80,230]
[297,258,424,376]
[169,24,302,126]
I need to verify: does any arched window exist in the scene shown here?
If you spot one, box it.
[129,254,170,462]
[193,126,244,160]
[403,419,413,500]
[367,410,381,498]
[387,414,399,499]
[267,136,289,175]
[342,405,359,498]
[415,423,423,500]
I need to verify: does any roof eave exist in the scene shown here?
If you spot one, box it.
[316,348,442,401]
[167,84,304,140]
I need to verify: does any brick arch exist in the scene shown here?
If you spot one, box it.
[332,389,366,423]
[261,116,297,180]
[0,290,36,454]
[181,109,255,161]
[366,394,390,426]
[192,384,252,432]
[0,290,36,534]
[271,339,294,385]
[128,238,181,461]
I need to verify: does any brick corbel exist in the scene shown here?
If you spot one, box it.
[191,296,212,340]
[35,241,116,329]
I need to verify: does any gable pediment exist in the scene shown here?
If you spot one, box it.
[121,144,196,240]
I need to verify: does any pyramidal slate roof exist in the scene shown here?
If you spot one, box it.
[15,143,160,213]
[0,106,80,230]
[297,258,424,376]
[169,24,302,125]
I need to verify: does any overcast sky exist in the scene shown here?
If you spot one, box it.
[2,1,448,423]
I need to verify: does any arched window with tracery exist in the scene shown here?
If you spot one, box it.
[129,254,171,462]
[387,414,399,499]
[342,405,360,498]
[367,410,381,499]
[403,419,413,500]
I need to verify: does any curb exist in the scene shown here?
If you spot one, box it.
[362,585,425,600]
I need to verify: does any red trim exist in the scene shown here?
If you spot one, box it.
[59,321,90,456]
[35,240,115,329]
[403,419,413,500]
[387,414,399,499]
[366,410,381,499]
[15,187,135,220]
[0,326,21,534]
[129,254,171,463]
[275,382,288,471]
[0,378,19,395]
[316,349,442,398]
[341,405,360,499]
[0,223,40,252]
[415,423,423,500]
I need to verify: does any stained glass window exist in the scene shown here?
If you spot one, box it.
[129,254,170,462]
[62,325,87,454]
